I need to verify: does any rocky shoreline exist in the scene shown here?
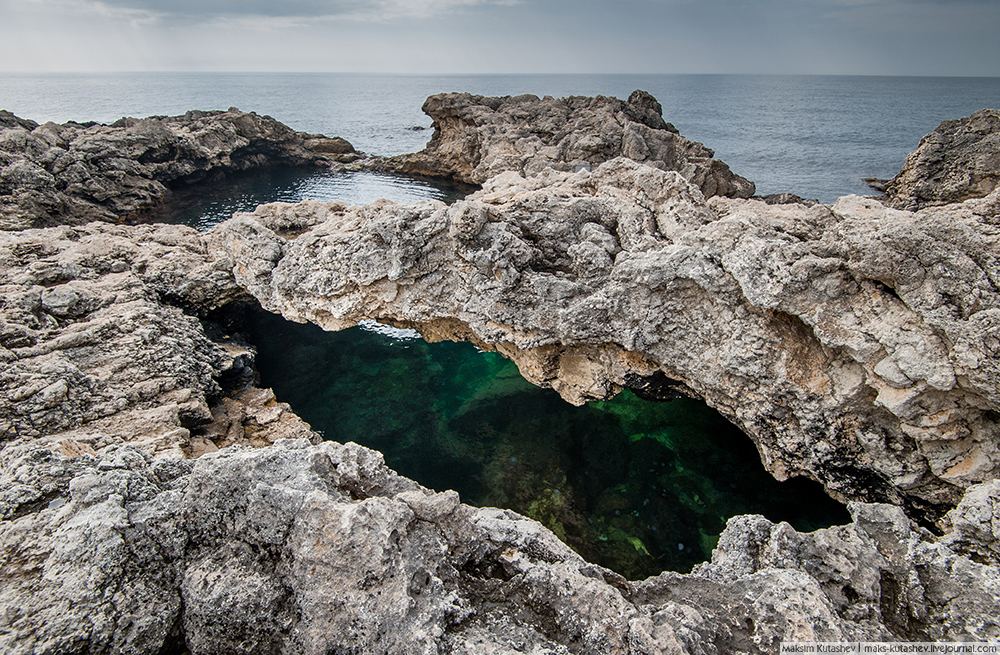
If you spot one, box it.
[0,108,356,231]
[2,95,1000,652]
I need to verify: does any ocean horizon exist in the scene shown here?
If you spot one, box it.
[3,72,999,202]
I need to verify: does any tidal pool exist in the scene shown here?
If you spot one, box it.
[241,307,850,579]
[155,167,849,579]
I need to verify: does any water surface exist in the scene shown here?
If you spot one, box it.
[242,309,849,579]
[4,72,998,201]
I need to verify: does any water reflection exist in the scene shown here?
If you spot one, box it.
[139,168,473,231]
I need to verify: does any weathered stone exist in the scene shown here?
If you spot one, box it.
[0,221,317,457]
[881,108,1000,210]
[216,159,1000,519]
[0,108,356,231]
[2,439,998,654]
[379,90,755,199]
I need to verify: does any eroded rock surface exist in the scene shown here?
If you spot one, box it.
[218,158,1000,519]
[0,221,316,458]
[381,90,755,199]
[881,108,1000,210]
[0,108,356,231]
[2,438,998,654]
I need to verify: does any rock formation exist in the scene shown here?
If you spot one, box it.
[0,108,356,231]
[0,221,316,458]
[218,158,1000,521]
[3,437,1000,653]
[2,96,1000,652]
[379,90,755,199]
[880,108,1000,210]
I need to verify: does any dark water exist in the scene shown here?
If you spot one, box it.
[139,167,473,231]
[243,309,849,579]
[3,73,999,201]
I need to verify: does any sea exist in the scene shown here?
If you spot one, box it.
[3,73,996,578]
[3,72,1000,202]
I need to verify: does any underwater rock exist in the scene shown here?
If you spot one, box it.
[881,108,1000,211]
[217,157,1000,519]
[0,221,316,455]
[379,90,755,199]
[2,438,998,653]
[0,108,356,231]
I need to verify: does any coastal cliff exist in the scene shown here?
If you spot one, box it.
[2,94,1000,652]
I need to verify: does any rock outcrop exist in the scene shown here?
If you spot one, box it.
[3,99,1000,652]
[0,108,356,231]
[0,221,316,458]
[881,108,1000,210]
[2,437,998,654]
[218,159,1000,520]
[380,90,755,199]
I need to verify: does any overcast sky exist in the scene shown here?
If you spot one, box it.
[1,0,998,75]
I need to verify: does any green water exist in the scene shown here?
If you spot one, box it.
[243,308,850,580]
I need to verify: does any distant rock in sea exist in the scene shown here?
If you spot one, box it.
[380,89,756,199]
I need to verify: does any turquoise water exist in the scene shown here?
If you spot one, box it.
[242,309,850,579]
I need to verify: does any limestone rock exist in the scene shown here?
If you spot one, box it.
[881,108,1000,210]
[216,159,1000,519]
[0,108,356,231]
[380,90,755,199]
[0,220,317,457]
[2,439,998,654]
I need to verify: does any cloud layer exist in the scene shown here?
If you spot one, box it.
[2,0,998,73]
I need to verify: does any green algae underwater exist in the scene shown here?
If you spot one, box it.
[244,308,850,580]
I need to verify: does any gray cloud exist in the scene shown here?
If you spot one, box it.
[50,0,519,22]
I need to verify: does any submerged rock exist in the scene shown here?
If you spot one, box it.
[0,108,356,231]
[1,438,998,653]
[380,90,755,199]
[218,158,1000,519]
[881,108,1000,210]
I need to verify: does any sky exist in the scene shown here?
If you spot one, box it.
[1,0,998,75]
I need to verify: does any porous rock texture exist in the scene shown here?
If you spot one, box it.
[381,90,755,199]
[1,437,999,654]
[218,158,1000,520]
[881,108,1000,211]
[0,221,317,459]
[0,108,356,231]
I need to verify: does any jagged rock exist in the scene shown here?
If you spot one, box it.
[881,108,1000,210]
[0,221,316,457]
[216,159,1000,519]
[1,438,998,653]
[380,90,755,199]
[0,108,356,231]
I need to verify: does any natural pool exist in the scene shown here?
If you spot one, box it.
[158,167,850,579]
[238,308,849,579]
